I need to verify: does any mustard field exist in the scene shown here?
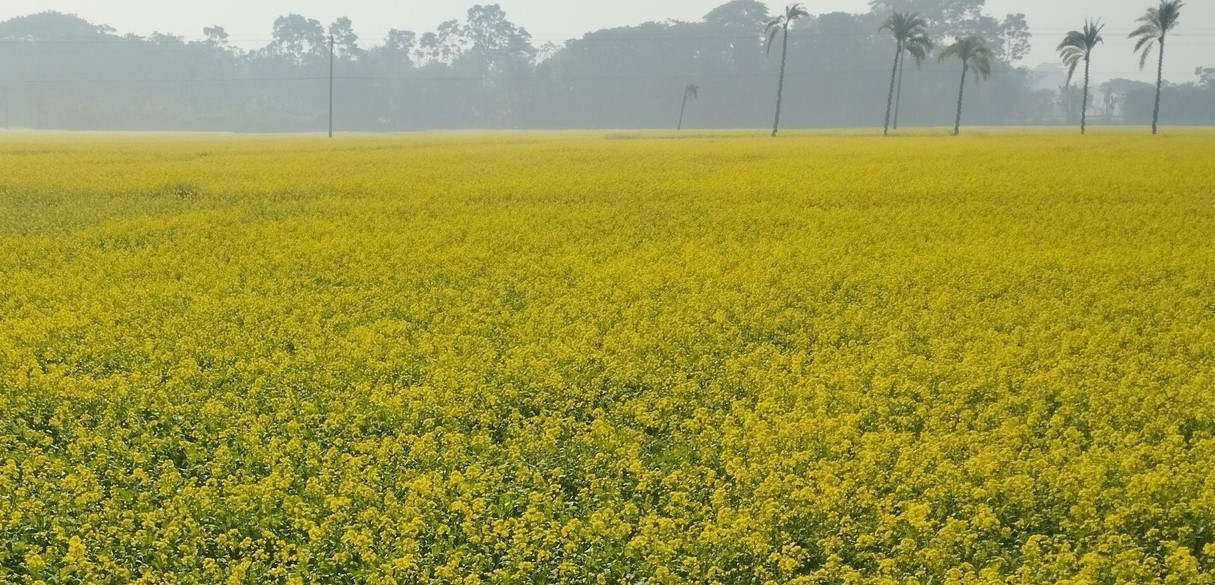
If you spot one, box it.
[2,129,1215,584]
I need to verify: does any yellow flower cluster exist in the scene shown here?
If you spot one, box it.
[1,129,1214,584]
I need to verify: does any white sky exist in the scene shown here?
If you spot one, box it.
[1,1,1211,84]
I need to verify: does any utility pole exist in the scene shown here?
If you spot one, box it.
[328,34,334,138]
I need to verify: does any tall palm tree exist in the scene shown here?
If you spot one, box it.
[880,12,931,136]
[1058,20,1105,135]
[939,36,993,136]
[766,3,809,137]
[892,29,932,131]
[1129,0,1184,134]
[677,84,699,130]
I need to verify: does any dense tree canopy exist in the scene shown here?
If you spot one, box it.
[0,3,1209,132]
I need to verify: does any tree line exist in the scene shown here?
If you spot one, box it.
[1053,0,1187,135]
[769,0,1190,136]
[0,0,1209,133]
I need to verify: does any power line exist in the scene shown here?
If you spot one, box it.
[1,68,1202,87]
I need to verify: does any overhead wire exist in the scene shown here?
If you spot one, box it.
[0,68,1203,87]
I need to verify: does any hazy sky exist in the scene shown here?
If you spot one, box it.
[2,0,1212,83]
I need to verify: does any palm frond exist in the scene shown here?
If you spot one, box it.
[1133,33,1155,53]
[764,19,783,56]
[879,12,907,35]
[1128,23,1159,40]
[905,34,933,66]
[1059,45,1084,84]
[1058,32,1083,52]
[1086,19,1106,46]
[1064,60,1080,86]
[939,36,993,82]
[766,4,808,57]
[972,45,993,81]
[881,11,931,50]
[1057,19,1103,84]
[1128,2,1180,73]
[1138,41,1155,70]
[1130,1,1183,39]
[1137,8,1161,28]
[974,61,992,80]
[908,32,933,48]
[1158,1,1185,31]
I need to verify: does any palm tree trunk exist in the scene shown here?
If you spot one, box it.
[883,44,901,137]
[893,54,905,130]
[1152,36,1165,135]
[678,94,688,131]
[1081,55,1091,135]
[954,63,968,136]
[772,23,789,137]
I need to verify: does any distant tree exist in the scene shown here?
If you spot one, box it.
[1101,88,1123,123]
[1058,19,1104,134]
[463,4,535,77]
[203,25,229,47]
[765,3,810,137]
[1000,13,1032,63]
[868,0,984,34]
[1129,0,1184,134]
[1197,66,1215,89]
[880,12,932,136]
[0,11,116,41]
[939,36,993,135]
[329,17,361,62]
[704,0,771,30]
[1057,82,1082,123]
[417,20,465,65]
[678,84,699,130]
[1101,77,1155,123]
[269,14,326,65]
[892,22,932,131]
[148,32,185,46]
[383,29,417,65]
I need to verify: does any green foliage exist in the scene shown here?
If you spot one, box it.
[1058,20,1104,86]
[881,11,934,63]
[940,36,993,81]
[764,3,810,56]
[1129,0,1185,71]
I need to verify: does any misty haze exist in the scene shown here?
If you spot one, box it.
[0,0,1211,131]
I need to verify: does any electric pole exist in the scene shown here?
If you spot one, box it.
[328,34,334,138]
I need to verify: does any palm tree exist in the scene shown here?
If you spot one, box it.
[677,84,699,131]
[1058,20,1105,134]
[892,29,932,131]
[766,3,809,137]
[1129,0,1184,134]
[939,36,993,136]
[880,12,931,136]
